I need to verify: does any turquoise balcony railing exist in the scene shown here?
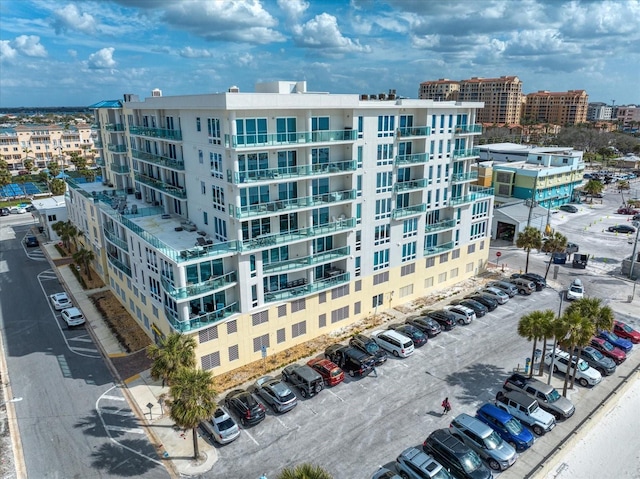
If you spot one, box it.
[95,157,105,166]
[230,190,356,219]
[263,247,350,273]
[451,171,479,183]
[392,203,427,220]
[394,153,431,165]
[129,125,183,141]
[225,129,357,148]
[394,179,430,192]
[424,241,455,256]
[161,271,237,300]
[103,228,128,251]
[449,186,494,206]
[107,253,131,276]
[453,148,480,159]
[94,141,103,149]
[396,126,431,137]
[455,124,482,134]
[107,144,127,153]
[165,302,239,333]
[228,160,356,184]
[105,123,126,132]
[424,219,457,232]
[66,178,93,199]
[134,173,187,199]
[264,273,350,303]
[110,163,130,174]
[131,149,185,170]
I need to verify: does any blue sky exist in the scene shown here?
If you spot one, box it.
[1,0,638,108]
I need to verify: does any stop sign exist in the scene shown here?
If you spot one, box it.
[496,251,502,258]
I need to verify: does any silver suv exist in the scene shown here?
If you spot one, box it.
[396,446,453,479]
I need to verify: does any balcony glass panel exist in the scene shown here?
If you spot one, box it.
[453,148,480,159]
[165,302,239,333]
[95,157,105,166]
[424,219,457,232]
[225,129,357,148]
[131,149,185,170]
[394,179,430,192]
[107,144,127,153]
[104,228,129,251]
[231,190,356,218]
[263,246,350,273]
[134,173,187,199]
[129,126,183,141]
[392,203,427,219]
[394,153,430,165]
[424,241,455,256]
[454,124,482,134]
[105,123,126,131]
[107,253,131,276]
[110,163,130,174]
[264,273,350,303]
[161,271,237,300]
[229,160,356,184]
[451,171,479,182]
[397,126,431,137]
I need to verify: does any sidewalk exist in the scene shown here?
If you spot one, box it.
[41,241,218,477]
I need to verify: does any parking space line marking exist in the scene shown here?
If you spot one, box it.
[69,346,99,353]
[101,395,126,401]
[435,344,446,349]
[274,417,291,430]
[105,425,146,435]
[243,429,259,445]
[325,389,344,402]
[68,336,93,343]
[475,319,489,326]
[102,408,136,417]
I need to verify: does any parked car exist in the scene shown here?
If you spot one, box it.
[224,389,266,426]
[502,373,575,420]
[479,287,509,304]
[616,206,640,215]
[388,323,428,347]
[445,305,476,325]
[607,224,636,234]
[559,204,578,213]
[597,330,633,353]
[200,408,241,444]
[423,429,493,479]
[349,333,388,365]
[544,349,602,387]
[406,316,443,336]
[426,310,457,330]
[613,321,640,344]
[253,376,298,413]
[60,307,85,327]
[50,292,72,310]
[396,446,452,479]
[510,273,546,290]
[449,413,517,471]
[579,346,617,376]
[464,294,498,311]
[9,206,27,214]
[451,299,488,317]
[371,330,415,358]
[486,281,517,298]
[565,278,584,300]
[494,390,556,436]
[306,358,345,387]
[475,403,534,452]
[325,344,377,375]
[509,277,536,295]
[566,242,579,254]
[24,235,39,247]
[590,337,627,364]
[281,364,324,398]
[372,465,403,479]
[572,253,589,269]
[0,207,10,216]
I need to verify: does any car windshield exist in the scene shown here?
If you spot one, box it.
[578,360,589,371]
[591,349,604,360]
[547,389,561,402]
[365,342,380,354]
[606,332,620,341]
[217,418,235,430]
[484,430,503,450]
[505,418,523,435]
[620,323,633,333]
[412,329,426,339]
[602,341,614,351]
[272,382,292,397]
[460,451,483,473]
[330,369,342,377]
[570,286,582,293]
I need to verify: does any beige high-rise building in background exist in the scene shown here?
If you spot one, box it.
[522,90,588,126]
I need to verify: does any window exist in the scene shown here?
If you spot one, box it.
[331,284,350,299]
[331,306,349,323]
[425,277,434,287]
[278,304,287,317]
[252,310,269,326]
[276,117,297,141]
[355,256,361,277]
[227,320,237,334]
[373,249,390,270]
[439,252,449,263]
[373,271,389,285]
[229,345,239,361]
[291,298,306,313]
[354,301,361,314]
[319,292,326,304]
[467,243,476,254]
[375,198,391,220]
[402,241,417,261]
[292,321,306,338]
[203,211,208,225]
[400,284,413,297]
[401,263,415,276]
[198,149,204,164]
[211,185,225,212]
[377,115,395,137]
[426,257,435,268]
[376,143,394,166]
[235,118,267,146]
[376,171,393,193]
[253,334,270,352]
[452,249,460,259]
[372,294,384,307]
[450,267,459,278]
[357,116,363,138]
[201,352,221,370]
[355,280,362,292]
[207,118,221,145]
[470,221,487,240]
[312,117,329,131]
[374,224,391,245]
[210,152,223,179]
[403,218,418,238]
[201,181,206,195]
[438,272,447,283]
[466,262,474,273]
[277,328,286,343]
[319,313,326,328]
[196,117,201,132]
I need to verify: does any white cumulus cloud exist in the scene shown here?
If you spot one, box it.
[293,13,371,53]
[88,47,116,69]
[53,4,98,35]
[278,0,309,20]
[0,35,47,62]
[179,47,213,58]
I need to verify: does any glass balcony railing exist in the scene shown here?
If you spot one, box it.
[129,125,183,141]
[95,157,105,166]
[93,141,103,149]
[134,173,187,199]
[394,179,431,192]
[225,129,357,148]
[107,253,131,276]
[451,171,479,183]
[105,123,126,132]
[228,160,357,184]
[449,186,494,206]
[454,124,482,134]
[264,273,350,303]
[103,228,129,251]
[453,148,480,159]
[110,163,130,174]
[131,149,185,170]
[394,153,431,165]
[424,219,457,232]
[161,271,237,300]
[263,246,350,273]
[392,203,427,220]
[107,144,127,153]
[66,178,94,199]
[230,190,356,219]
[165,302,239,333]
[396,126,431,137]
[424,241,455,256]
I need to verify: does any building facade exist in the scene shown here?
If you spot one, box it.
[418,79,460,102]
[66,81,493,374]
[615,105,640,130]
[587,102,613,121]
[522,90,589,125]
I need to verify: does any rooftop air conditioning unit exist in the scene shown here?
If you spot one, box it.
[360,94,369,100]
[228,86,240,93]
[151,88,162,97]
[378,93,386,100]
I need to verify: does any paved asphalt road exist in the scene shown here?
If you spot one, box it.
[0,215,169,479]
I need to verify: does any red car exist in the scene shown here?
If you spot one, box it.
[590,337,626,365]
[613,321,640,344]
[307,358,345,387]
[617,206,640,215]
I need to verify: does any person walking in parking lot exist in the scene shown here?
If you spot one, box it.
[442,397,451,415]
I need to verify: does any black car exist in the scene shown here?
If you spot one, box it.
[24,235,39,247]
[510,273,546,291]
[349,334,388,365]
[451,299,488,317]
[559,204,578,213]
[0,207,9,216]
[325,344,376,377]
[579,346,616,376]
[423,429,492,479]
[426,310,457,331]
[464,294,498,311]
[224,389,266,426]
[388,323,428,347]
[608,224,636,234]
[406,316,442,337]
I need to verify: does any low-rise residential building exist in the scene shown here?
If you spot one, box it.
[31,195,68,241]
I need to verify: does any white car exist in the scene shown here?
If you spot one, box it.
[60,307,86,327]
[566,279,584,300]
[544,349,602,387]
[446,304,476,325]
[371,329,414,358]
[9,206,27,214]
[480,287,510,304]
[50,292,72,310]
[200,408,240,445]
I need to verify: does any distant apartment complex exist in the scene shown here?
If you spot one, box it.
[65,81,493,374]
[0,124,96,170]
[616,105,640,129]
[587,102,613,121]
[522,90,588,125]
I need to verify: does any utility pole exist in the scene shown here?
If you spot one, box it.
[526,176,538,227]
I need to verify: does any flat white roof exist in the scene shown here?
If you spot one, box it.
[32,195,66,209]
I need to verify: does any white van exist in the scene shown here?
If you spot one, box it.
[371,330,414,358]
[446,305,476,325]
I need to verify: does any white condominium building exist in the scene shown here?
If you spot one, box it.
[66,81,492,374]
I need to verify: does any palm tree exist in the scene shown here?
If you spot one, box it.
[583,179,604,203]
[556,310,596,396]
[52,220,77,251]
[50,178,66,195]
[278,463,334,479]
[515,226,543,273]
[536,310,557,376]
[147,333,197,387]
[168,368,217,460]
[518,310,552,377]
[541,231,568,279]
[72,247,95,280]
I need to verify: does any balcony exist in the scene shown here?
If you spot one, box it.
[104,228,129,251]
[451,171,479,183]
[95,157,105,166]
[165,302,239,333]
[224,129,357,149]
[107,253,131,276]
[134,173,187,199]
[394,179,430,192]
[230,190,356,219]
[425,219,457,232]
[394,153,431,165]
[228,160,357,184]
[454,124,482,134]
[105,123,126,132]
[264,272,350,303]
[94,141,103,149]
[392,203,427,220]
[240,219,355,252]
[396,126,431,137]
[424,241,455,256]
[107,144,127,153]
[110,163,130,174]
[161,271,238,300]
[129,125,183,141]
[449,186,494,206]
[263,246,350,273]
[453,148,480,159]
[131,149,185,171]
